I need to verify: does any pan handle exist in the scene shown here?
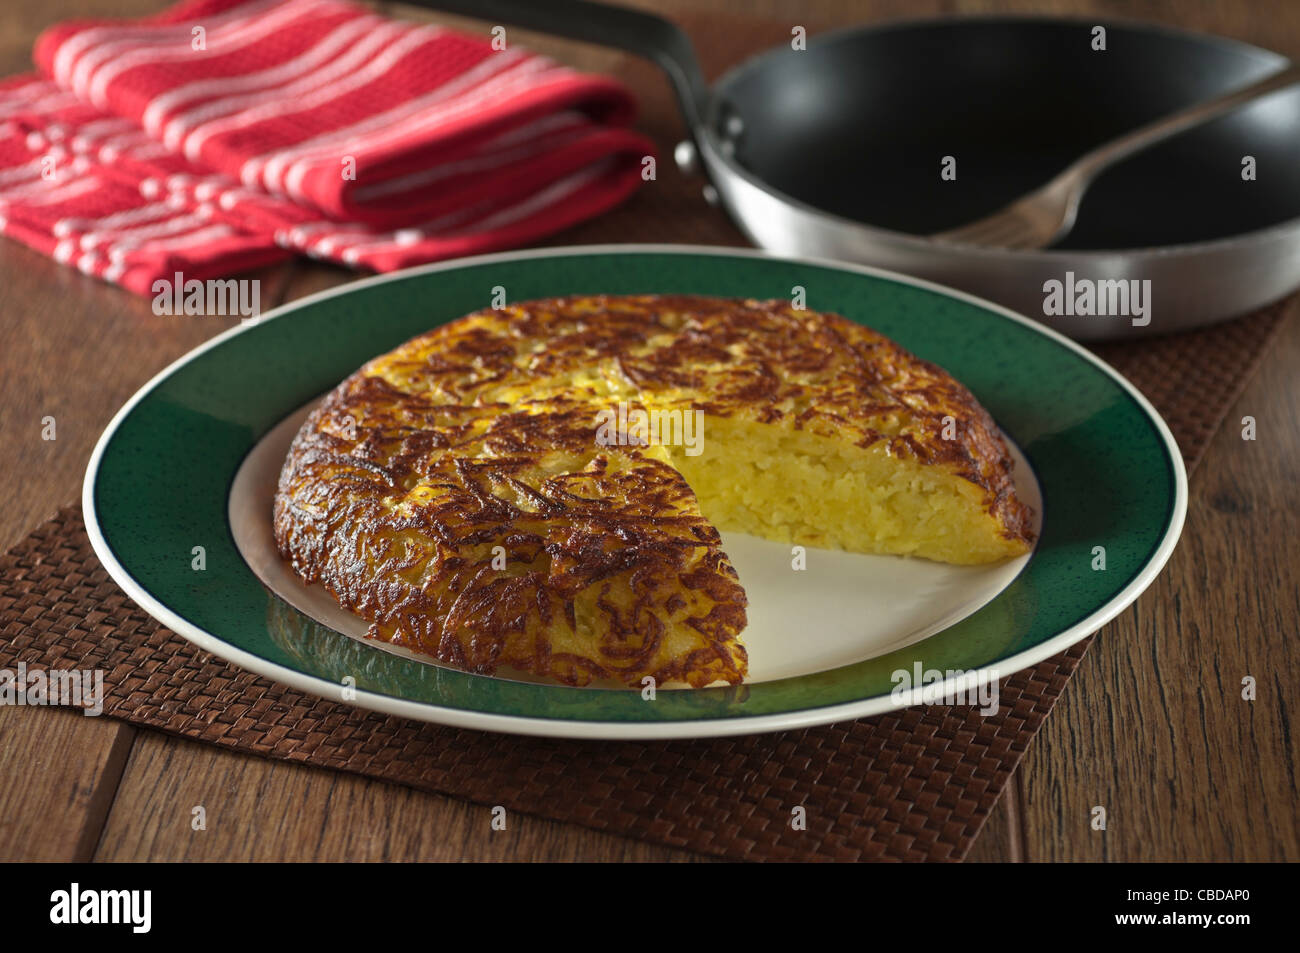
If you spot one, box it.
[399,0,710,131]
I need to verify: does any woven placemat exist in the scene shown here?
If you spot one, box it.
[1,507,1088,862]
[0,13,1291,861]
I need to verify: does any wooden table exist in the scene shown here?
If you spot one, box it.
[1,0,1297,863]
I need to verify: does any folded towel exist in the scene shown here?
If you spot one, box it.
[0,0,655,295]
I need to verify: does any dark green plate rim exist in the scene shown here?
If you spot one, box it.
[83,246,1186,739]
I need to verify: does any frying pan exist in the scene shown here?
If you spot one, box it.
[409,0,1300,340]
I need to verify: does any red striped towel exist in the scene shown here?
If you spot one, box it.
[0,0,655,295]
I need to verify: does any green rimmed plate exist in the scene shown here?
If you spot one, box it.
[83,245,1186,739]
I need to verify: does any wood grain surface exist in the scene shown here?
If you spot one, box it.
[0,0,1296,863]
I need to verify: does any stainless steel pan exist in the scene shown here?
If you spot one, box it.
[408,0,1300,340]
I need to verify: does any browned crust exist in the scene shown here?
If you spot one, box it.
[274,295,1033,687]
